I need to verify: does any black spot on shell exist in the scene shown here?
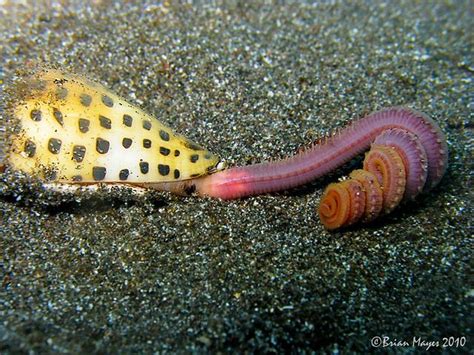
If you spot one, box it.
[24,140,36,157]
[143,121,152,130]
[102,94,114,107]
[190,154,199,163]
[53,108,64,126]
[159,130,170,141]
[140,162,149,174]
[158,164,170,176]
[184,140,203,151]
[78,118,90,133]
[99,115,112,129]
[174,169,180,179]
[48,138,62,154]
[92,166,106,181]
[73,145,86,163]
[119,169,129,181]
[174,150,180,157]
[143,139,152,149]
[56,87,68,100]
[96,138,110,154]
[123,114,133,127]
[72,175,83,182]
[160,147,170,156]
[80,93,92,107]
[30,109,42,122]
[122,138,132,148]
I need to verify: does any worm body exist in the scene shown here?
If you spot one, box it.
[192,108,447,202]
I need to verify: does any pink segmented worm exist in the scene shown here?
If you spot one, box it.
[170,107,448,203]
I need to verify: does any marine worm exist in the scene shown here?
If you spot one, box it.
[185,107,448,204]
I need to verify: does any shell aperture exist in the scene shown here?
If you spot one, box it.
[6,69,222,185]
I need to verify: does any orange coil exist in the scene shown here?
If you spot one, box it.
[319,144,408,230]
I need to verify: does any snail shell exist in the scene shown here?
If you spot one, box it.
[4,69,223,188]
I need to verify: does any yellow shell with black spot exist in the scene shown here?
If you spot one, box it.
[6,69,222,186]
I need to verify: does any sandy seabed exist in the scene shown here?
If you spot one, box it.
[0,1,472,353]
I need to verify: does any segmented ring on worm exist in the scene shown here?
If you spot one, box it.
[348,169,383,222]
[363,144,406,214]
[318,121,447,230]
[319,144,408,230]
[373,128,428,201]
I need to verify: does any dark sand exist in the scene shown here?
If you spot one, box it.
[0,1,472,353]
